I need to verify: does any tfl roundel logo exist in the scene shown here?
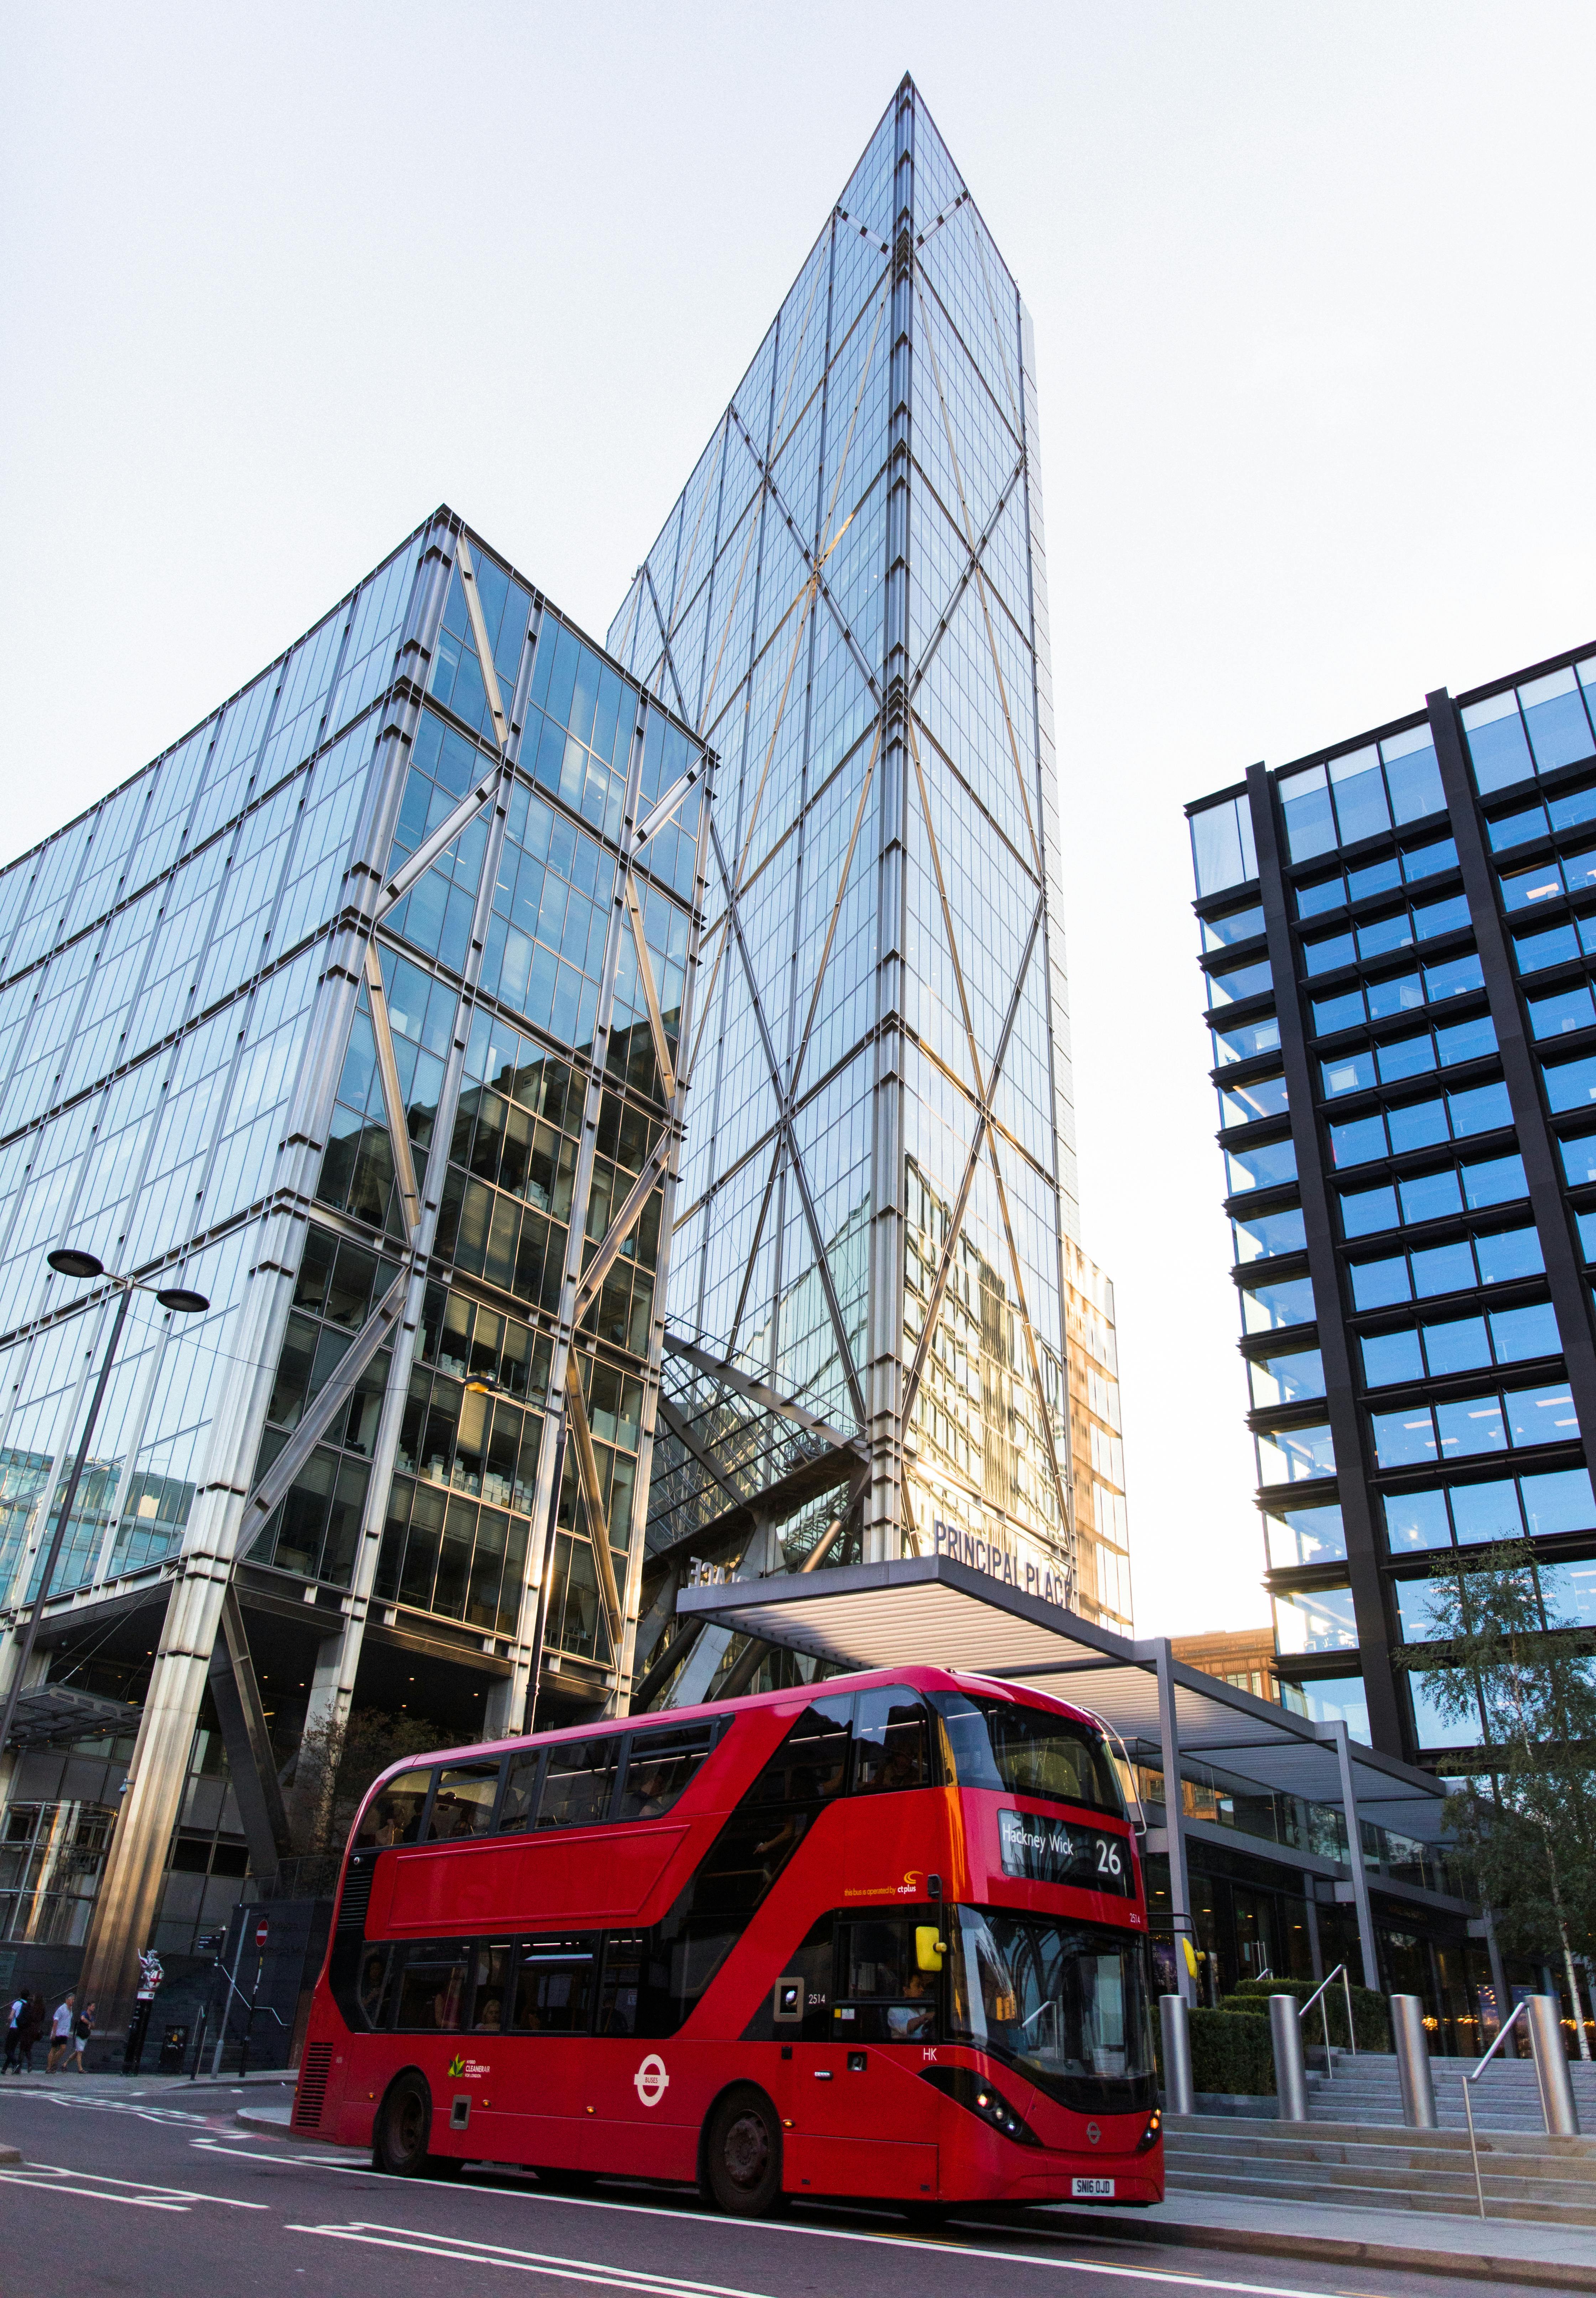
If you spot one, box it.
[633,2053,670,2108]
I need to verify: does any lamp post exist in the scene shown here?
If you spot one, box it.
[0,1247,210,1762]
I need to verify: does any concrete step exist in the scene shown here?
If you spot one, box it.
[1166,2163,1596,2229]
[1169,2121,1596,2169]
[1164,2112,1596,2227]
[1300,2048,1596,2132]
[1168,2141,1595,2203]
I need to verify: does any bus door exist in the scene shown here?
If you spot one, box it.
[776,1911,941,2201]
[579,1932,693,2180]
[476,1933,599,2167]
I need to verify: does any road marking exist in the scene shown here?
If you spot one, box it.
[0,2160,270,2210]
[279,2207,1382,2298]
[2,2091,211,2128]
[287,2221,774,2297]
[0,2171,189,2211]
[217,2143,1392,2298]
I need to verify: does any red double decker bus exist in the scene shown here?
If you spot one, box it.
[293,1666,1162,2216]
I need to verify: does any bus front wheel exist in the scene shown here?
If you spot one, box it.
[372,2070,434,2176]
[704,2085,784,2217]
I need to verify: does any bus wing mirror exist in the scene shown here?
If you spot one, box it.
[915,1925,945,1972]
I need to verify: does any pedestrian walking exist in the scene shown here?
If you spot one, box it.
[3,1992,25,2074]
[46,1990,75,2074]
[69,2000,94,2072]
[16,1994,46,2072]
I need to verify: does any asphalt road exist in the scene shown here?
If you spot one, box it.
[0,2080,1560,2298]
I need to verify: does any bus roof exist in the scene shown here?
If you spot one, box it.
[360,1663,1113,1792]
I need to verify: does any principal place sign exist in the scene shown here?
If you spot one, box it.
[931,1515,1070,1610]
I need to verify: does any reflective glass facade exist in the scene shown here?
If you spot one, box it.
[1190,643,1596,1761]
[609,78,1123,1668]
[0,509,708,2007]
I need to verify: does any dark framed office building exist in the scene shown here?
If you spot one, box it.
[1189,649,1596,1767]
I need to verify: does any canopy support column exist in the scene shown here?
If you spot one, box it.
[1155,1637,1196,2007]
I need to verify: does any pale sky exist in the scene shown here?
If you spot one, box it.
[5,1,1596,1638]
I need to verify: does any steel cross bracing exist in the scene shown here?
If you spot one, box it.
[220,515,712,1705]
[610,81,1078,1606]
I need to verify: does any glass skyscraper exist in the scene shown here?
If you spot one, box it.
[0,74,1135,2038]
[607,76,1130,1691]
[0,510,708,2023]
[1190,645,1596,1765]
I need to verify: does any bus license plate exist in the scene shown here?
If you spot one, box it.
[1072,2177,1115,2198]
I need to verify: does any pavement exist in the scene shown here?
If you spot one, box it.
[0,2070,1590,2293]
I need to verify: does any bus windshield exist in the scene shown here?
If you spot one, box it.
[928,1690,1124,1816]
[949,1907,1155,2112]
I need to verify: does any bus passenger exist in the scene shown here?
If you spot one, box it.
[627,1762,669,1818]
[358,1956,386,2024]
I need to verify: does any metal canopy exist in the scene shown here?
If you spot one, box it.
[4,1682,142,1752]
[675,1553,1453,1847]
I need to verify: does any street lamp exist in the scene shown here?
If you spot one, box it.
[0,1247,211,1760]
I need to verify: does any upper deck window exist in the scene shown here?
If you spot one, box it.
[426,1762,501,1841]
[929,1691,1124,1817]
[615,1722,715,1820]
[538,1737,619,1829]
[354,1768,431,1847]
[491,1718,724,1836]
[852,1687,931,1793]
[747,1693,853,1804]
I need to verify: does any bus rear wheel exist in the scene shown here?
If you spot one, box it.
[704,2085,783,2217]
[372,2071,433,2176]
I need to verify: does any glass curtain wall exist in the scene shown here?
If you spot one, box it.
[0,509,709,1960]
[0,530,426,1622]
[608,77,1082,1665]
[243,523,710,1710]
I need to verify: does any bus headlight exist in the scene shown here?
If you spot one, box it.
[919,2064,1041,2147]
[1135,2108,1162,2153]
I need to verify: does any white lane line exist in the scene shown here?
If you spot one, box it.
[287,2169,1378,2298]
[286,2223,772,2297]
[4,2092,211,2128]
[0,2160,269,2210]
[280,2200,1376,2298]
[0,2170,188,2211]
[249,2151,1387,2298]
[332,2220,759,2287]
[21,2158,268,2206]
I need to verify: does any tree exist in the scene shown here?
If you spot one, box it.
[1399,1536,1596,2058]
[287,1707,445,1857]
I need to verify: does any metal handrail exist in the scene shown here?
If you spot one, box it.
[1296,1962,1357,2076]
[1460,1998,1530,2220]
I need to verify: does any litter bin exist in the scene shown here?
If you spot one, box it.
[158,2023,189,2073]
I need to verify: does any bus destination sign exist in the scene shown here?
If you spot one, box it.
[998,1807,1134,1897]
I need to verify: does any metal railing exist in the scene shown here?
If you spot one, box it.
[1460,1997,1529,2219]
[1297,1962,1357,2080]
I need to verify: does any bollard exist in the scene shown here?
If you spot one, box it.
[1270,1992,1309,2122]
[1525,1993,1580,2136]
[1391,1994,1437,2129]
[1160,1993,1194,2116]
